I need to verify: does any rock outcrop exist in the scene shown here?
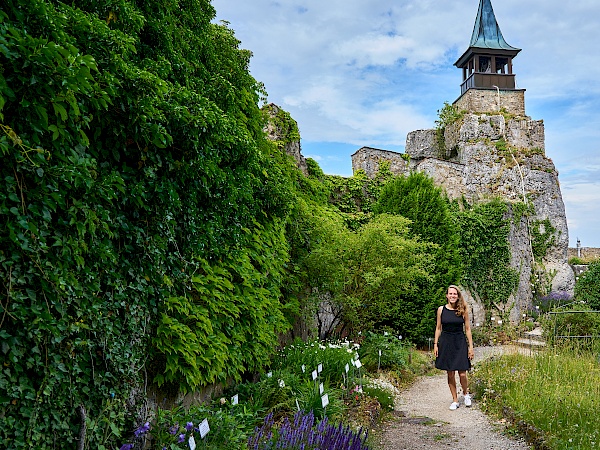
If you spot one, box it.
[263,103,308,176]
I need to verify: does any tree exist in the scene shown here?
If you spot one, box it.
[374,172,462,342]
[302,214,435,341]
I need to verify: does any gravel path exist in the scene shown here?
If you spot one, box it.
[376,346,533,450]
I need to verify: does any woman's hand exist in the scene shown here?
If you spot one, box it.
[434,344,438,358]
[468,346,474,360]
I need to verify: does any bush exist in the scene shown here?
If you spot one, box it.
[569,256,585,265]
[575,260,600,310]
[271,339,358,387]
[541,305,600,351]
[357,332,410,372]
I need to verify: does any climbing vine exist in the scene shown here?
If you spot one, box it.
[455,198,519,311]
[530,218,557,260]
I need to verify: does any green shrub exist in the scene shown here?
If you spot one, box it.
[358,332,410,372]
[575,260,600,310]
[541,305,600,351]
[569,256,584,265]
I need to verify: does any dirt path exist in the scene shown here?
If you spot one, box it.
[376,346,532,450]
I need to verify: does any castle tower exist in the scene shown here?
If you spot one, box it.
[453,0,526,116]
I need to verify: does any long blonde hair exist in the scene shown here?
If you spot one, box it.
[448,285,467,318]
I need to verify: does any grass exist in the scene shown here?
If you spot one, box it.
[472,345,600,449]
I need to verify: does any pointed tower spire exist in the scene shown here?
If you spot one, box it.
[469,0,520,51]
[453,0,525,115]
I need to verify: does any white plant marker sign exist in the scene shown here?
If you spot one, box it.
[321,393,329,408]
[319,382,324,395]
[231,394,238,405]
[199,418,210,439]
[311,369,318,381]
[355,359,362,369]
[188,435,196,450]
[345,363,349,373]
[317,363,323,373]
[301,364,306,373]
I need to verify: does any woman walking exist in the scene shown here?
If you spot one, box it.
[433,285,474,410]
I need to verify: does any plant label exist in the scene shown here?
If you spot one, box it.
[188,435,196,450]
[301,364,306,373]
[198,418,210,439]
[312,370,318,380]
[319,382,324,394]
[317,363,323,373]
[345,363,349,373]
[231,394,238,405]
[321,393,329,408]
[355,359,362,369]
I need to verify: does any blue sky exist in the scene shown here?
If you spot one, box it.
[212,0,600,248]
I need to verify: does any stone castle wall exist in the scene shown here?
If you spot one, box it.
[454,89,526,116]
[351,146,408,175]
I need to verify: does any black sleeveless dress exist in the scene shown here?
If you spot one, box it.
[435,306,471,371]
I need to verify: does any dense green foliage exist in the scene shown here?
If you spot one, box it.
[374,172,462,336]
[574,260,600,310]
[0,0,294,447]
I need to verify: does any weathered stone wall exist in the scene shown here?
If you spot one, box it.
[351,146,408,175]
[453,89,526,116]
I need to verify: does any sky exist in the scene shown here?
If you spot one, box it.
[212,0,600,248]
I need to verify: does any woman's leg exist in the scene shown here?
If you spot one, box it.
[447,370,458,402]
[458,370,469,395]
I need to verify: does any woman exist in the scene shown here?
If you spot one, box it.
[433,285,474,410]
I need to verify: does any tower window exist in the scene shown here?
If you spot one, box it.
[495,57,508,74]
[479,56,491,73]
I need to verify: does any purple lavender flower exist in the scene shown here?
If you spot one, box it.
[185,421,194,432]
[247,410,369,449]
[178,433,186,443]
[134,421,151,437]
[169,424,179,435]
[119,445,134,450]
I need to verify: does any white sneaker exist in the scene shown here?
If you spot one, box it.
[449,402,459,410]
[464,394,472,407]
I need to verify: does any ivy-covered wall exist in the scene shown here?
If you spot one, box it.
[0,1,296,448]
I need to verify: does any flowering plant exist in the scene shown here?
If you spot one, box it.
[248,410,369,450]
